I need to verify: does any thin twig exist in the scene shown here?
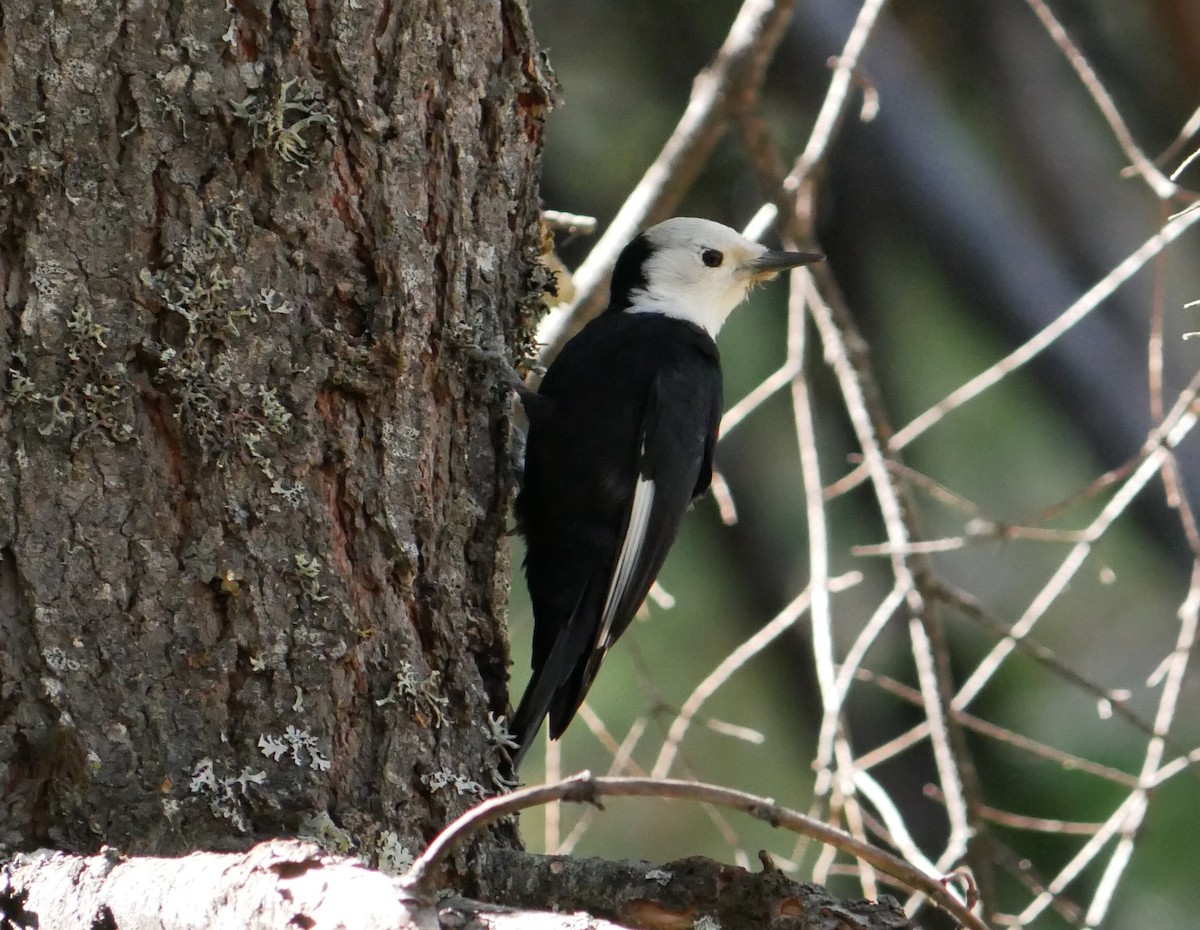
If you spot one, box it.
[826,206,1200,500]
[651,573,862,779]
[834,583,908,703]
[927,787,1103,837]
[856,667,1141,788]
[933,582,1181,753]
[541,210,598,236]
[1010,790,1137,928]
[544,731,561,853]
[853,768,941,879]
[1148,744,1200,788]
[1078,562,1200,929]
[1022,0,1180,200]
[836,733,881,902]
[745,0,894,239]
[709,467,740,525]
[1171,142,1200,182]
[575,701,644,769]
[1152,103,1200,173]
[785,250,842,790]
[556,711,648,855]
[953,372,1200,713]
[720,359,801,437]
[989,843,1086,928]
[909,615,971,880]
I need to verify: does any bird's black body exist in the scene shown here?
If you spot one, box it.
[506,217,820,767]
[510,310,722,760]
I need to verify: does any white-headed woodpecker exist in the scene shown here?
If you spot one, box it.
[510,217,822,767]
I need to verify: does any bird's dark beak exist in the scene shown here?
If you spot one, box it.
[747,249,824,279]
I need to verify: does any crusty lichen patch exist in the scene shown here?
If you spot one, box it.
[8,295,136,448]
[138,192,304,501]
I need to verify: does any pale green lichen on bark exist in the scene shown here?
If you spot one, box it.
[6,300,136,447]
[230,78,334,169]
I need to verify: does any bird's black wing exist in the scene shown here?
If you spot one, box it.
[584,351,723,668]
[510,315,721,764]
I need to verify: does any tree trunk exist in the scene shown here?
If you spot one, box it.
[0,0,550,870]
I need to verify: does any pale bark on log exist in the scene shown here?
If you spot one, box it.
[0,839,914,930]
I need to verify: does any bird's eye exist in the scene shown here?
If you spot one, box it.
[701,248,724,268]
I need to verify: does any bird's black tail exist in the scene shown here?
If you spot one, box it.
[508,665,557,771]
[508,581,601,770]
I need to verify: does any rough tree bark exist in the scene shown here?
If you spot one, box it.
[1,0,548,866]
[0,2,924,927]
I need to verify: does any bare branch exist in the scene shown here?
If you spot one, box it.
[1153,103,1200,174]
[1023,0,1184,200]
[856,667,1142,788]
[745,0,894,239]
[953,371,1200,713]
[404,772,992,930]
[651,572,862,779]
[1077,561,1200,928]
[515,4,1199,923]
[827,205,1200,500]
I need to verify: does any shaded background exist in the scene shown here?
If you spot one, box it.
[509,1,1200,927]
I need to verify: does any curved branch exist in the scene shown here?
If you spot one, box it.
[401,772,992,930]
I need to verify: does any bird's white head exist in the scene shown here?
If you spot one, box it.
[610,217,822,338]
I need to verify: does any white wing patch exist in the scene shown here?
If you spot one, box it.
[597,472,655,651]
